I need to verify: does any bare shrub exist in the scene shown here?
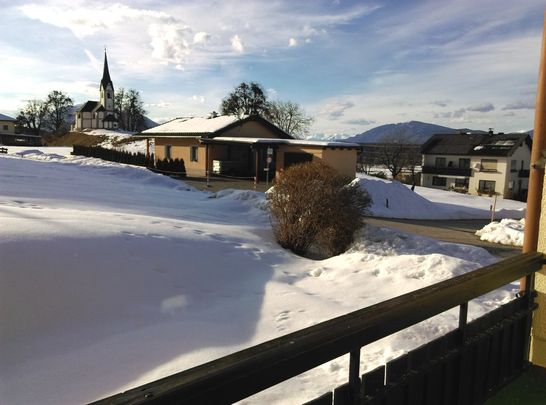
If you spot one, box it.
[267,161,372,257]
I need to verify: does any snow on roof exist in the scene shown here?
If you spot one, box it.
[210,137,361,148]
[141,115,244,134]
[0,113,16,121]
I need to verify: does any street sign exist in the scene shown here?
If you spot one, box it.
[266,156,272,164]
[267,147,273,156]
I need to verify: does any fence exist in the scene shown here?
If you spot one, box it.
[73,145,153,167]
[92,252,543,405]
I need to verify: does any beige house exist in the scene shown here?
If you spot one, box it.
[0,113,15,134]
[136,115,360,181]
[0,113,42,146]
[421,132,531,199]
[73,51,118,131]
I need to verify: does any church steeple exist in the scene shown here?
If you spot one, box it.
[101,50,114,90]
[100,50,114,112]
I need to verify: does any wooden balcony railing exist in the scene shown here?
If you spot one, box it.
[422,166,472,176]
[92,253,543,405]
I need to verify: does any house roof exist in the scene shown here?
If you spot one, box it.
[205,137,361,148]
[0,113,15,121]
[421,133,531,157]
[77,101,100,113]
[138,115,294,139]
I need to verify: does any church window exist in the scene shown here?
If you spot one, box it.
[107,93,111,99]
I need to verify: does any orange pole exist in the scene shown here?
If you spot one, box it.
[521,12,546,290]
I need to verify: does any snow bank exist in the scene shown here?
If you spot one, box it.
[475,219,525,246]
[0,153,522,404]
[356,174,526,220]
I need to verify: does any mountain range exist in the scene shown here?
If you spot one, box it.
[343,121,490,144]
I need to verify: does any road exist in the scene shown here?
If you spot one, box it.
[365,217,521,258]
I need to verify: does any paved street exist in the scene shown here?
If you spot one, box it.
[365,217,522,258]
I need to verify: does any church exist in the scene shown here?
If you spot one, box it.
[73,51,118,131]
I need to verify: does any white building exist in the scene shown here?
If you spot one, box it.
[73,52,118,131]
[421,132,531,200]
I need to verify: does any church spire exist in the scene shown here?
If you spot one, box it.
[101,50,114,90]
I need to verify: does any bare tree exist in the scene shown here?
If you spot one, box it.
[266,100,313,138]
[377,133,421,180]
[115,87,146,131]
[45,90,73,134]
[16,99,49,135]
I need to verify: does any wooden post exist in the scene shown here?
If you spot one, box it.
[146,138,150,159]
[254,147,259,187]
[205,144,210,187]
[522,12,546,290]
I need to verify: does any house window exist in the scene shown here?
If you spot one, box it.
[511,160,517,172]
[479,180,496,193]
[432,176,446,186]
[435,157,446,168]
[2,125,8,131]
[165,145,172,160]
[190,146,198,162]
[480,159,497,172]
[455,178,469,188]
[458,158,470,169]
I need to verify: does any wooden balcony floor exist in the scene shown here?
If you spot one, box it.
[485,365,546,404]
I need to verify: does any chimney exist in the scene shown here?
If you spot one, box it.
[488,128,494,135]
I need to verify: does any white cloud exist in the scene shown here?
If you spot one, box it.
[267,88,279,99]
[193,32,211,45]
[345,118,376,126]
[467,103,495,113]
[231,35,244,53]
[288,38,298,47]
[431,100,450,107]
[18,3,170,38]
[83,49,101,73]
[503,100,535,110]
[145,101,172,108]
[192,95,205,103]
[320,100,355,119]
[149,23,192,65]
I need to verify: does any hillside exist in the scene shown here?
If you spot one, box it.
[344,121,481,144]
[43,132,108,146]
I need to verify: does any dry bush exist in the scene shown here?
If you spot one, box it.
[267,161,372,257]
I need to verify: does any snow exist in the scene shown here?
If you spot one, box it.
[141,115,243,134]
[475,219,525,246]
[0,149,524,404]
[356,173,526,220]
[211,136,360,147]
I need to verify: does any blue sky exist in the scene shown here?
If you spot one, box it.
[0,0,544,136]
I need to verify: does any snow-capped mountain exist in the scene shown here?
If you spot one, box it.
[345,121,477,144]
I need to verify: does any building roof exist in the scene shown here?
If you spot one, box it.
[421,133,531,157]
[101,51,114,90]
[139,115,294,139]
[206,137,361,148]
[77,101,100,113]
[0,113,16,121]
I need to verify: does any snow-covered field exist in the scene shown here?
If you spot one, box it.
[0,149,523,404]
